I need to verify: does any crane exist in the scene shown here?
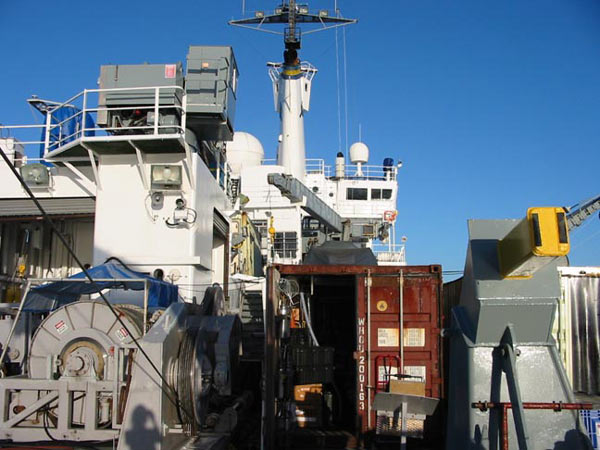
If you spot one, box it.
[565,194,600,230]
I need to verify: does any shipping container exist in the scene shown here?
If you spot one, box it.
[263,264,444,449]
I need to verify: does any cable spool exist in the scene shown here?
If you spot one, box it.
[27,300,144,426]
[175,326,212,435]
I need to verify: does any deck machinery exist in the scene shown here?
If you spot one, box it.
[447,208,593,449]
[0,42,250,450]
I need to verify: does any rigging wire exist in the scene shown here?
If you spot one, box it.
[334,27,343,153]
[343,25,349,154]
[0,147,192,422]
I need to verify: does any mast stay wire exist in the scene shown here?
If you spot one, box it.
[343,25,349,155]
[335,27,343,155]
[0,148,193,422]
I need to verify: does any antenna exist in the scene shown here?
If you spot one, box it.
[229,1,357,52]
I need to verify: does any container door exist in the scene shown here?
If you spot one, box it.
[356,267,443,433]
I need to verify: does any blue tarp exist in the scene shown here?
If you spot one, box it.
[39,105,96,158]
[23,263,178,311]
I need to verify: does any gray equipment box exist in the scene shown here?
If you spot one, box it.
[98,63,184,106]
[185,46,238,141]
[97,63,184,130]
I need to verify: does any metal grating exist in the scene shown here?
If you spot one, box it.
[376,413,424,438]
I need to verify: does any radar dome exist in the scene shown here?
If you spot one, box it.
[226,132,265,176]
[349,142,369,164]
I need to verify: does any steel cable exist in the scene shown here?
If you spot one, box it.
[0,147,193,423]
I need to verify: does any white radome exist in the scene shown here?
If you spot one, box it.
[226,132,265,176]
[349,142,369,164]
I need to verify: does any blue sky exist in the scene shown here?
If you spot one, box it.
[1,1,599,276]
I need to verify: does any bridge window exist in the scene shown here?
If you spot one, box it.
[371,189,392,200]
[347,188,368,200]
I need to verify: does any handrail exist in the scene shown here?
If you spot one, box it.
[45,85,188,152]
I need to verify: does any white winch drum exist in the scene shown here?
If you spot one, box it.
[28,300,144,381]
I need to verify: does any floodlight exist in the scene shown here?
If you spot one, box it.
[20,163,50,188]
[319,10,329,17]
[255,11,264,18]
[299,6,309,14]
[151,165,182,190]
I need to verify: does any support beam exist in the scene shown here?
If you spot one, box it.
[267,173,343,232]
[81,143,102,190]
[4,391,58,427]
[129,140,149,191]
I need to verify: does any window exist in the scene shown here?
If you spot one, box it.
[274,232,297,259]
[302,218,322,237]
[347,188,368,200]
[371,189,392,200]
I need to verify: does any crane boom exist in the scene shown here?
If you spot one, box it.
[566,194,600,230]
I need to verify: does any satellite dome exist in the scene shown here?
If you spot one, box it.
[349,142,369,164]
[226,132,265,176]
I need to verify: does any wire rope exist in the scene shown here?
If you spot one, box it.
[0,147,192,422]
[334,27,343,154]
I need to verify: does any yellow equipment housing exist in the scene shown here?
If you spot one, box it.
[498,207,570,279]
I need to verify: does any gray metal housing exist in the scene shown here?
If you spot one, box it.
[185,46,238,141]
[99,63,184,107]
[446,219,592,449]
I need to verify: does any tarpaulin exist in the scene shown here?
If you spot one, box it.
[23,262,178,311]
[39,105,95,158]
[303,241,378,266]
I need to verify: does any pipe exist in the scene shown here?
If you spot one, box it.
[0,281,31,376]
[471,401,593,450]
[399,270,404,372]
[367,270,372,428]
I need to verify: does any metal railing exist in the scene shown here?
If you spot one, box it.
[372,243,406,265]
[45,85,187,153]
[0,86,187,158]
[261,158,397,180]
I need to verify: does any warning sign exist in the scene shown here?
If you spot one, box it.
[115,327,129,341]
[377,328,399,347]
[54,320,68,335]
[164,64,176,79]
[403,328,426,347]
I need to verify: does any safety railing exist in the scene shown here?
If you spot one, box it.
[0,127,48,160]
[0,86,187,158]
[44,85,187,153]
[260,158,397,181]
[372,244,406,265]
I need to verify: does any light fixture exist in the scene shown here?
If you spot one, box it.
[299,5,309,14]
[255,11,264,18]
[20,163,50,187]
[275,7,283,14]
[151,165,182,190]
[319,9,329,17]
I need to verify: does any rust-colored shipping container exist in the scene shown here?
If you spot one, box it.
[263,264,443,449]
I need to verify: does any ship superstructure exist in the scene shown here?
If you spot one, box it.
[230,1,405,265]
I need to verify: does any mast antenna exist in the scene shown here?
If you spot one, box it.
[229,1,356,51]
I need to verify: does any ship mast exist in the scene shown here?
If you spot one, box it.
[230,2,356,181]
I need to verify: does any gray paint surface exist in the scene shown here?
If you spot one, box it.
[446,219,593,450]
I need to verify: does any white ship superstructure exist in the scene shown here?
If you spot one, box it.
[230,1,406,266]
[0,47,247,303]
